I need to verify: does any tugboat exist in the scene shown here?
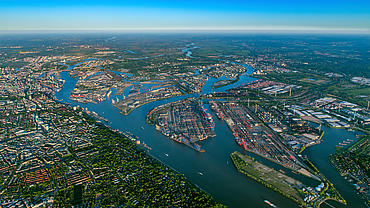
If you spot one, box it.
[264,200,277,207]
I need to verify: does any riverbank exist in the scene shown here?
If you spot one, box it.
[329,136,369,205]
[230,151,305,206]
[54,59,366,207]
[231,151,347,208]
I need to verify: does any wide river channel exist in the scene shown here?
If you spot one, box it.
[54,61,366,208]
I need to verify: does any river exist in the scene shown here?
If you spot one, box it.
[54,61,366,207]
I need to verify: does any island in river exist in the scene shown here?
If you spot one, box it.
[0,34,369,208]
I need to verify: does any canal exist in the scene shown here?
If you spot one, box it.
[54,62,366,207]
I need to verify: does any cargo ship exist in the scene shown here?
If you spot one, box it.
[199,104,215,129]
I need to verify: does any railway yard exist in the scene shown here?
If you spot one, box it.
[1,34,368,208]
[210,101,305,170]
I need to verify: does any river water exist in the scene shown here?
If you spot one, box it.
[54,61,366,207]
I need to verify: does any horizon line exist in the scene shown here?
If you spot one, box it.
[1,26,370,35]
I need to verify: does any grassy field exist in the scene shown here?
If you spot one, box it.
[230,151,304,205]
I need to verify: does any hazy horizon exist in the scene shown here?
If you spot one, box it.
[1,28,370,35]
[1,0,369,34]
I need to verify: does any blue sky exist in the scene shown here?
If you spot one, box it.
[0,0,369,32]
